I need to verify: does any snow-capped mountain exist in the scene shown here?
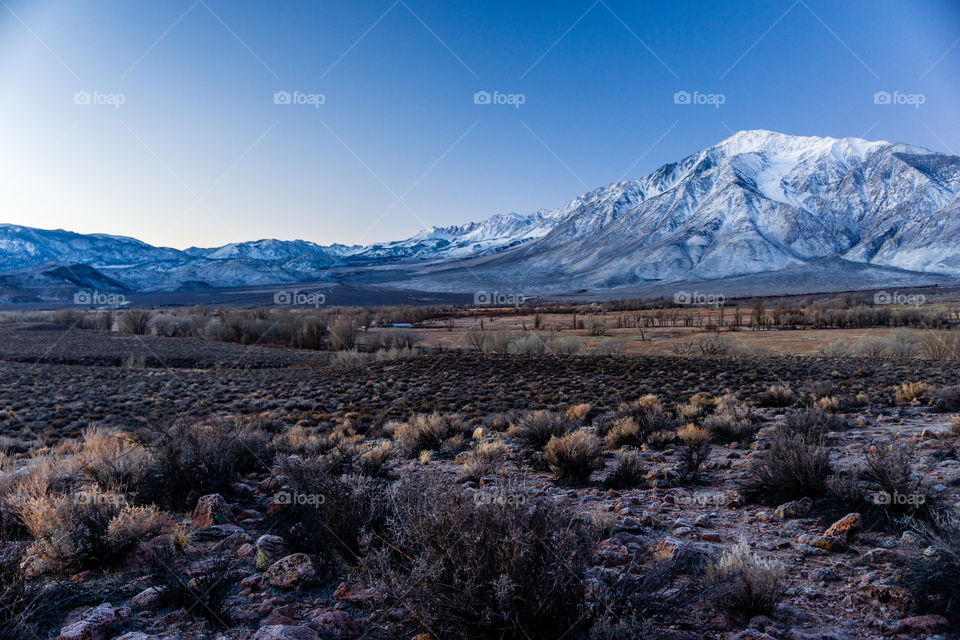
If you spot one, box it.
[400,130,960,292]
[352,210,565,260]
[2,130,959,299]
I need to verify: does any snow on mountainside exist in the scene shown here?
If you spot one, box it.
[2,130,960,296]
[399,130,960,292]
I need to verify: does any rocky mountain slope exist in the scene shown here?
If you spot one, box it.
[2,130,959,298]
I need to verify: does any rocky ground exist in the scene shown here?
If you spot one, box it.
[1,328,959,639]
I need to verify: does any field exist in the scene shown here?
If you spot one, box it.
[1,306,959,640]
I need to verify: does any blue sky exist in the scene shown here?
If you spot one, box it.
[0,0,957,249]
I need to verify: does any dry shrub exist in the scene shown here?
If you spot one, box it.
[76,427,149,491]
[743,431,830,503]
[863,443,936,521]
[591,538,708,637]
[895,381,929,403]
[545,430,602,484]
[646,430,676,450]
[0,544,85,639]
[756,384,796,408]
[707,541,787,620]
[149,313,205,337]
[605,417,642,450]
[118,309,151,335]
[919,330,960,361]
[604,405,678,449]
[394,413,469,457]
[507,411,575,451]
[585,316,607,336]
[270,455,386,567]
[104,504,174,550]
[566,403,592,421]
[51,308,84,327]
[781,408,837,442]
[814,395,841,412]
[17,487,167,572]
[702,411,757,445]
[604,449,645,489]
[901,512,960,626]
[931,386,960,412]
[458,440,509,482]
[360,472,593,640]
[329,317,357,351]
[133,419,271,510]
[149,547,240,627]
[354,441,393,478]
[270,424,332,457]
[677,424,711,482]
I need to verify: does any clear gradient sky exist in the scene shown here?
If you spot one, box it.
[1,0,958,249]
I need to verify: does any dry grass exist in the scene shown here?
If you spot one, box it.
[544,430,603,484]
[896,381,929,403]
[707,541,787,620]
[359,472,594,640]
[507,411,576,451]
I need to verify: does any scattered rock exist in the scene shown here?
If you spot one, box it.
[891,614,950,634]
[59,603,122,640]
[331,582,377,603]
[130,586,166,610]
[261,604,299,626]
[861,584,915,611]
[192,494,232,528]
[252,626,319,640]
[823,513,862,541]
[810,536,848,553]
[256,535,289,571]
[306,608,360,639]
[855,548,906,566]
[774,497,813,520]
[266,554,317,589]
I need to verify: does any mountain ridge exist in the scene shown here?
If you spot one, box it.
[2,130,959,299]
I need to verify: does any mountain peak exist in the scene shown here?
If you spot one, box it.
[716,129,889,158]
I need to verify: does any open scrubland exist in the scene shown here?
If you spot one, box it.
[1,300,960,639]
